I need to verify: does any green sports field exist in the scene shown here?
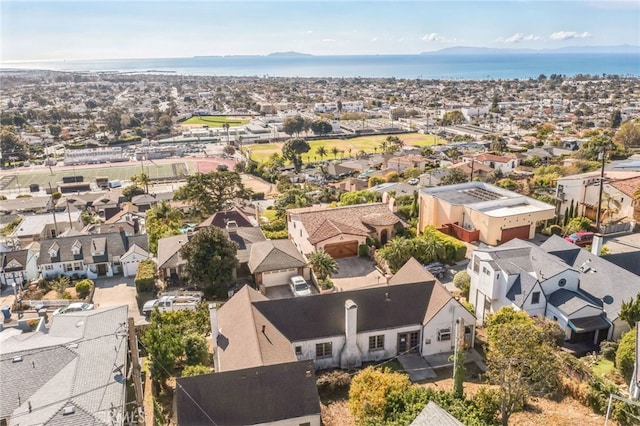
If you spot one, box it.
[247,133,444,164]
[1,162,191,191]
[181,116,250,127]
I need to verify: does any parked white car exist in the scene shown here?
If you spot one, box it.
[52,302,95,316]
[289,276,311,297]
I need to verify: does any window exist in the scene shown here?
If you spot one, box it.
[45,265,53,270]
[65,263,73,272]
[425,338,431,345]
[368,335,385,351]
[316,342,332,358]
[558,278,566,287]
[531,291,541,304]
[74,262,82,271]
[473,256,480,273]
[295,346,302,356]
[438,328,451,342]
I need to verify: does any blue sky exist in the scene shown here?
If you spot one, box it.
[1,1,638,61]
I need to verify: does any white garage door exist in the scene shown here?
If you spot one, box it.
[123,260,139,278]
[262,268,298,287]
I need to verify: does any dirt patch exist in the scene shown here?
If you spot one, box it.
[42,288,78,299]
[241,174,278,195]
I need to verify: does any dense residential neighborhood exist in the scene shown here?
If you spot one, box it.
[1,70,640,425]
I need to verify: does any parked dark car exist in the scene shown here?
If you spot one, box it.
[423,262,448,278]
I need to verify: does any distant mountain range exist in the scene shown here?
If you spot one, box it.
[421,45,640,55]
[191,45,639,59]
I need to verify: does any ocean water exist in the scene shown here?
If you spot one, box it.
[3,54,639,79]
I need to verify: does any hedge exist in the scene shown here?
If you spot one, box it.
[135,259,157,293]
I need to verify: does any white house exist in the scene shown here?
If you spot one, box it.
[120,244,150,278]
[0,249,39,288]
[211,258,475,373]
[555,171,639,224]
[38,233,148,280]
[468,236,640,344]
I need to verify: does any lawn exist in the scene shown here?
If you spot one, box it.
[246,133,444,164]
[181,115,250,127]
[2,162,188,190]
[592,359,615,378]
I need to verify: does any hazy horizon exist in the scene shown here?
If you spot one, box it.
[1,1,639,62]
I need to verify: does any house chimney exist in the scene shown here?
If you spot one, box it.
[591,233,604,257]
[209,303,219,351]
[340,299,362,368]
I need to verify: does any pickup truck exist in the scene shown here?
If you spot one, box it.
[142,295,200,316]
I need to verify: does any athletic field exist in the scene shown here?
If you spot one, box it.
[1,161,192,191]
[181,116,250,127]
[246,133,444,164]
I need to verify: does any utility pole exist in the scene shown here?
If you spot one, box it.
[469,157,475,183]
[48,183,59,237]
[127,317,145,426]
[594,144,608,233]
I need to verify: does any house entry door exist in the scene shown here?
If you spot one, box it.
[397,331,419,355]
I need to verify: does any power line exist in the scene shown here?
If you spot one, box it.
[138,340,218,426]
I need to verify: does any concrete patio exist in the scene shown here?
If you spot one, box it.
[331,257,387,291]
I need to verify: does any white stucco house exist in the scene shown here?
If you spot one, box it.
[210,258,475,373]
[468,236,640,344]
[120,244,150,278]
[0,249,39,288]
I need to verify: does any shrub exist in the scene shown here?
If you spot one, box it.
[615,328,636,383]
[74,279,93,299]
[60,292,72,300]
[182,364,210,377]
[317,370,351,393]
[263,230,288,239]
[53,276,70,295]
[184,333,209,366]
[358,244,369,257]
[599,340,618,361]
[453,271,471,300]
[135,260,156,293]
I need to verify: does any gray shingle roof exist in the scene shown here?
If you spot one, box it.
[248,240,306,274]
[548,288,600,316]
[411,401,464,426]
[38,232,135,265]
[1,305,128,425]
[253,281,438,341]
[176,360,320,426]
[540,235,640,321]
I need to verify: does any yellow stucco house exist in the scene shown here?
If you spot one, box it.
[418,182,555,246]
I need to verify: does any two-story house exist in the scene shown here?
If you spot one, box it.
[468,235,640,345]
[418,182,555,245]
[0,249,39,288]
[287,202,403,259]
[38,232,148,280]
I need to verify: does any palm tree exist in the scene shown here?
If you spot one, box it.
[378,237,411,273]
[131,172,150,194]
[348,148,352,158]
[147,200,183,228]
[331,146,340,160]
[307,251,339,281]
[222,123,230,144]
[379,140,389,154]
[316,146,327,162]
[599,192,622,224]
[422,236,444,263]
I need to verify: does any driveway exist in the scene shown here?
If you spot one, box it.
[265,284,319,300]
[331,257,386,292]
[92,276,147,325]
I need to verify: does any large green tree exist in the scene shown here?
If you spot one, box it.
[179,226,239,295]
[310,120,332,135]
[282,138,310,172]
[440,168,468,186]
[485,308,560,426]
[173,170,249,216]
[620,294,640,329]
[613,120,640,149]
[282,115,305,137]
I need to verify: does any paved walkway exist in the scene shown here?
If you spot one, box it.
[398,353,437,381]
